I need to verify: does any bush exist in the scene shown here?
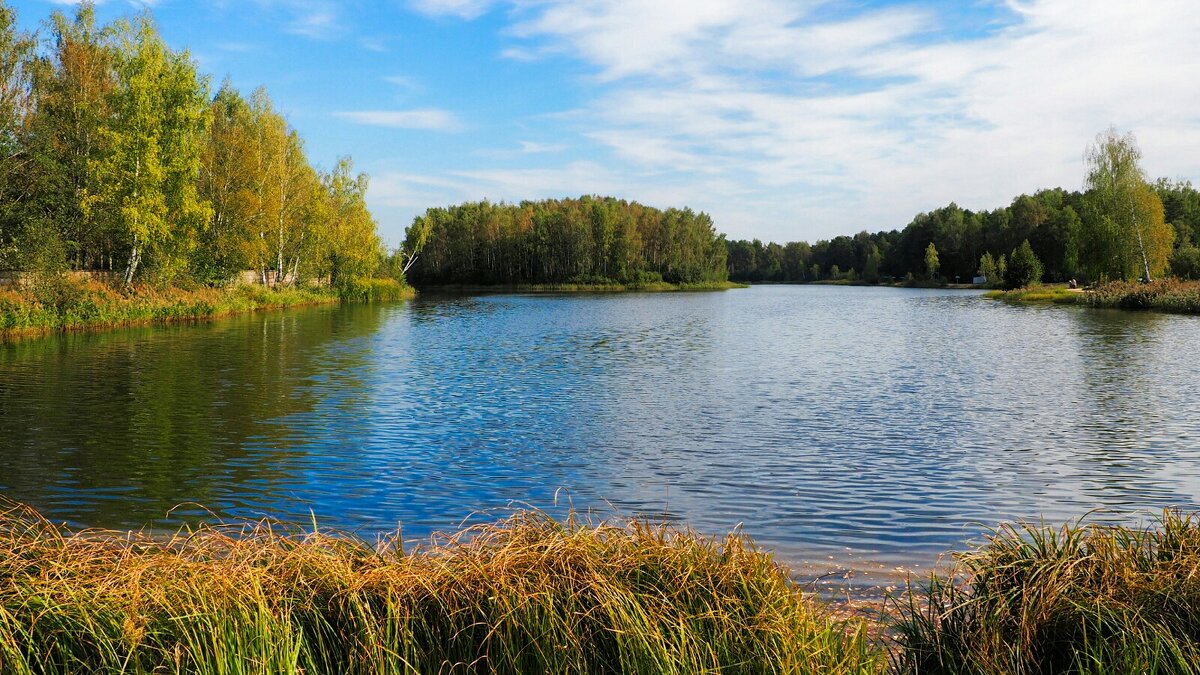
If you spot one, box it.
[336,277,415,302]
[1003,239,1043,289]
[1171,246,1200,280]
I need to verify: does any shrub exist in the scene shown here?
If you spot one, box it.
[1003,240,1043,289]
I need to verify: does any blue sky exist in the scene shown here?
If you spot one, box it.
[14,0,1200,245]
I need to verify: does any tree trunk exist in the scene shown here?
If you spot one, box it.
[1132,206,1152,282]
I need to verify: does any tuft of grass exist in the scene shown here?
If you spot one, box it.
[336,277,418,303]
[891,511,1200,675]
[0,500,884,675]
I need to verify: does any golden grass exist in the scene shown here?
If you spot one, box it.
[0,500,883,674]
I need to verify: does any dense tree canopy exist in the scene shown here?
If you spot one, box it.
[0,2,388,289]
[726,166,1197,286]
[403,197,729,286]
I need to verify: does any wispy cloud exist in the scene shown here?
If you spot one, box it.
[407,0,497,20]
[334,109,465,132]
[405,0,1200,241]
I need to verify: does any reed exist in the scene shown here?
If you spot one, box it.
[0,501,883,674]
[891,511,1200,674]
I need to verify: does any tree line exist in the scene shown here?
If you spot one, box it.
[0,2,389,289]
[727,130,1198,287]
[402,197,729,286]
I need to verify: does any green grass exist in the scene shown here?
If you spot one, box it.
[0,276,416,341]
[0,501,884,675]
[984,283,1082,305]
[892,511,1200,675]
[336,277,418,302]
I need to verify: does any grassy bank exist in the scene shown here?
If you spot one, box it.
[0,501,882,675]
[3,501,1200,673]
[987,279,1200,314]
[419,280,748,293]
[894,512,1200,674]
[0,277,415,341]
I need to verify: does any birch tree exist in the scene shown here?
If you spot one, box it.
[1082,128,1173,281]
[85,15,210,284]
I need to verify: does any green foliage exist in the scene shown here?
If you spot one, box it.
[0,501,885,674]
[1003,239,1043,289]
[923,242,939,279]
[405,197,729,287]
[336,277,414,303]
[1,276,334,338]
[1081,128,1175,282]
[0,3,389,293]
[1170,245,1200,280]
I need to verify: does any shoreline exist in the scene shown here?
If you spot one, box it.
[2,502,1196,672]
[986,279,1200,314]
[0,279,415,343]
[414,280,748,293]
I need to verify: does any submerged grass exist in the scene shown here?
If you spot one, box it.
[892,511,1200,675]
[0,501,884,675]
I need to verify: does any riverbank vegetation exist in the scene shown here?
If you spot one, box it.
[0,501,881,675]
[0,3,406,300]
[402,197,730,289]
[726,130,1199,291]
[894,512,1200,674]
[0,278,324,339]
[3,501,1200,674]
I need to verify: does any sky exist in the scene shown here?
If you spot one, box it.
[13,0,1200,246]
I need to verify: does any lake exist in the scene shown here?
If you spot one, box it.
[2,285,1199,573]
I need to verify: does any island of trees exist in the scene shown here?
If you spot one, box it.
[0,2,404,329]
[402,197,731,288]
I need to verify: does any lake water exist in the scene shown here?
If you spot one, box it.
[2,286,1199,572]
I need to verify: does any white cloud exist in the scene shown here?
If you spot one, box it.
[518,141,566,154]
[334,109,465,132]
[426,0,1200,242]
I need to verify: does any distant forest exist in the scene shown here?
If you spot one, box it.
[726,180,1200,285]
[403,197,729,286]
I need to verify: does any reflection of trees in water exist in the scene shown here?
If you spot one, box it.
[0,304,384,528]
[1064,308,1196,510]
[1071,308,1164,449]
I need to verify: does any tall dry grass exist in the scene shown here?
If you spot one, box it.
[0,500,883,674]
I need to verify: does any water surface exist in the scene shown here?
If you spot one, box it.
[2,286,1199,569]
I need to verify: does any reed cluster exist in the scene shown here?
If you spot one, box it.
[1084,279,1200,313]
[892,512,1200,674]
[0,501,882,674]
[335,278,418,303]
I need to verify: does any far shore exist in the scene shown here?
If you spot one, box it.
[414,280,748,294]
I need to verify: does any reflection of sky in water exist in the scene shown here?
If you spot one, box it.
[2,286,1200,568]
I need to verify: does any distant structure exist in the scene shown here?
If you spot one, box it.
[972,275,988,285]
